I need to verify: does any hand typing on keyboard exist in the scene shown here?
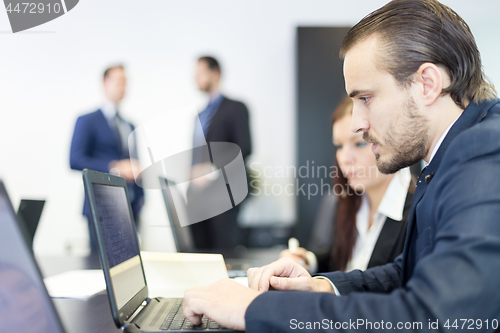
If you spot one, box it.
[183,278,261,331]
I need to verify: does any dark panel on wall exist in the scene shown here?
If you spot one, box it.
[295,27,351,245]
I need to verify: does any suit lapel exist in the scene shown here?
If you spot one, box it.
[400,99,498,283]
[368,192,413,268]
[368,217,403,268]
[97,109,122,152]
[400,168,430,281]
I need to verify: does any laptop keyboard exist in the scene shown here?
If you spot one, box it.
[160,299,226,331]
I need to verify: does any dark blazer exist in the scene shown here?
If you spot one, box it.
[245,99,500,332]
[309,191,413,273]
[189,97,252,249]
[206,97,252,160]
[193,97,252,164]
[69,109,144,221]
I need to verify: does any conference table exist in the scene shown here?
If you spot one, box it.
[37,247,283,333]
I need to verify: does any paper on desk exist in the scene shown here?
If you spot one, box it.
[43,270,105,299]
[141,251,229,298]
[233,277,248,287]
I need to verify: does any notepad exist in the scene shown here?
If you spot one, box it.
[43,270,106,299]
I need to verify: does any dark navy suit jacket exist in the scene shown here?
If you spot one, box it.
[192,96,252,165]
[204,97,252,160]
[246,99,500,332]
[189,97,252,249]
[70,109,144,221]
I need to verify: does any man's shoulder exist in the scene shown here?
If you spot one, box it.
[219,98,249,122]
[463,101,500,144]
[445,102,500,165]
[221,96,247,110]
[78,109,104,121]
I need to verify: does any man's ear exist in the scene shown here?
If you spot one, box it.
[213,70,221,82]
[415,63,443,107]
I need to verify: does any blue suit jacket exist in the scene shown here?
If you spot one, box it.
[246,99,500,332]
[70,109,144,220]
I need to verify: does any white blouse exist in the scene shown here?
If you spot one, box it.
[307,167,411,273]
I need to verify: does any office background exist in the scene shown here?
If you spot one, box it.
[1,0,499,256]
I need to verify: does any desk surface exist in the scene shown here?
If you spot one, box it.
[37,247,283,333]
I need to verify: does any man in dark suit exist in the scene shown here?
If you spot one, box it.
[189,56,252,250]
[181,1,500,331]
[70,65,144,253]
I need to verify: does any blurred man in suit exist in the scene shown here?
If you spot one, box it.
[70,65,144,253]
[189,56,252,250]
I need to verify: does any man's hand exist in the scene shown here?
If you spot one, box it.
[247,257,333,293]
[109,159,140,183]
[190,163,216,188]
[183,278,260,331]
[280,247,308,267]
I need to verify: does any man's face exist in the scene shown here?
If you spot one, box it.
[103,67,126,104]
[195,60,219,93]
[343,35,430,174]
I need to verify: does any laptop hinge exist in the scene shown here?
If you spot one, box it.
[123,298,152,328]
[122,321,140,330]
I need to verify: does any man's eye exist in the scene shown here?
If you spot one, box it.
[360,96,371,103]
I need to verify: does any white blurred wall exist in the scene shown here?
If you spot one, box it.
[0,0,499,255]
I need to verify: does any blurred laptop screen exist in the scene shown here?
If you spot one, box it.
[92,184,145,309]
[0,187,64,333]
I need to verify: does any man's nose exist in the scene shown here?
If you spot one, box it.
[350,105,370,134]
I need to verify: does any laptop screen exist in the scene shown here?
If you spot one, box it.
[159,177,195,253]
[91,183,146,310]
[17,199,45,248]
[0,185,64,333]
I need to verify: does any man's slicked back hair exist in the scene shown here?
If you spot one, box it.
[103,65,124,80]
[340,0,496,109]
[198,56,221,74]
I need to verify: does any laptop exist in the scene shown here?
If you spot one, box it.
[0,181,66,333]
[158,177,248,278]
[17,199,45,249]
[158,177,195,253]
[83,169,238,332]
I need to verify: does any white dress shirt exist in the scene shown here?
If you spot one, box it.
[346,167,411,271]
[423,116,460,168]
[101,98,118,122]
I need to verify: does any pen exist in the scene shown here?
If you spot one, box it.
[288,237,305,266]
[288,237,299,253]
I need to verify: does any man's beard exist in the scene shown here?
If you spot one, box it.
[363,96,429,174]
[202,81,214,93]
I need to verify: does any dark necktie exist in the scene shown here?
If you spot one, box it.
[113,112,127,158]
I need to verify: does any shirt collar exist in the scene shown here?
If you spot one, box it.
[423,115,460,168]
[101,99,118,121]
[209,92,223,104]
[376,167,411,221]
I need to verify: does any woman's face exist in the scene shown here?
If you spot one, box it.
[333,114,393,193]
